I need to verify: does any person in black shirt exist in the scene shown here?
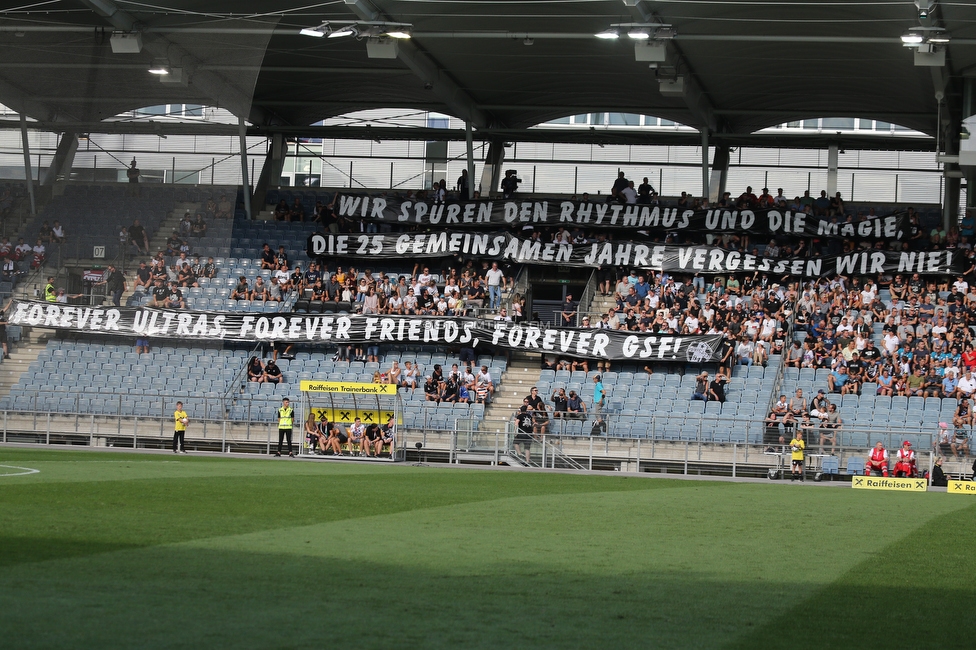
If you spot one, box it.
[164,282,185,309]
[424,376,439,402]
[149,279,168,307]
[513,404,534,463]
[709,372,728,403]
[260,244,276,269]
[264,359,282,384]
[551,388,569,418]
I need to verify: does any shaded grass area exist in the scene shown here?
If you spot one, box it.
[1,449,973,648]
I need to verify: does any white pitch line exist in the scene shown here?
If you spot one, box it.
[0,464,40,477]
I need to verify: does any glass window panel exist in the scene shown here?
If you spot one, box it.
[822,117,854,130]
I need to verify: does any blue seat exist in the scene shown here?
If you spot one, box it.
[845,456,864,475]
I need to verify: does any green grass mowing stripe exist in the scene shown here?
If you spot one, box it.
[0,462,687,566]
[725,499,976,650]
[0,480,966,649]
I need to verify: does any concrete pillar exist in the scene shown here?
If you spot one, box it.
[465,121,476,200]
[701,130,709,200]
[481,139,505,198]
[41,132,79,187]
[252,134,284,210]
[19,113,35,216]
[827,144,839,196]
[238,117,252,220]
[708,144,730,203]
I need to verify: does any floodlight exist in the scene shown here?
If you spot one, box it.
[654,27,677,40]
[901,32,924,46]
[595,28,620,40]
[628,28,650,40]
[148,59,170,75]
[928,32,951,44]
[300,26,328,38]
[385,29,412,39]
[328,25,357,38]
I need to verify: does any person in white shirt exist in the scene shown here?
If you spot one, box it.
[957,371,976,399]
[485,262,505,311]
[620,181,638,204]
[882,332,900,357]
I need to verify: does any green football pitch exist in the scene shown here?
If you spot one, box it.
[1,448,973,649]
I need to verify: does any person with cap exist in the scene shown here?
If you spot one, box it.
[864,441,890,477]
[809,389,829,420]
[893,440,917,478]
[275,397,294,457]
[513,402,535,464]
[935,421,952,456]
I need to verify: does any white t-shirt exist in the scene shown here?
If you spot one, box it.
[958,376,976,396]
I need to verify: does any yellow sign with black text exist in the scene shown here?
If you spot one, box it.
[300,380,397,395]
[310,407,401,427]
[947,480,976,494]
[851,476,928,492]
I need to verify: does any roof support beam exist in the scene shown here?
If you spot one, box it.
[341,0,493,128]
[78,0,270,125]
[625,0,719,134]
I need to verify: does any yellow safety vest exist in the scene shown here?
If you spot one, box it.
[278,406,293,429]
[44,283,56,302]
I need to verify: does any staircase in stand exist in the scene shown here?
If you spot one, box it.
[0,329,51,399]
[481,352,541,432]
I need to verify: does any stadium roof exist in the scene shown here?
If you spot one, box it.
[0,0,973,143]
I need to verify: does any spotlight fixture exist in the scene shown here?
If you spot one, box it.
[928,32,951,44]
[385,28,412,39]
[328,25,358,39]
[654,27,677,40]
[147,58,170,75]
[598,23,673,41]
[300,24,330,37]
[523,37,534,46]
[901,32,924,46]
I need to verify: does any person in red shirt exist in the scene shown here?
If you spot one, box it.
[864,441,889,477]
[962,344,976,371]
[892,440,917,477]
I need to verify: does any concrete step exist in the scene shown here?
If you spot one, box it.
[0,331,52,398]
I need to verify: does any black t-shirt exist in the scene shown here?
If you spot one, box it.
[261,250,276,266]
[129,224,145,241]
[516,411,534,432]
[152,285,168,302]
[136,267,151,283]
[166,288,183,304]
[861,347,880,361]
[552,393,568,412]
[526,395,546,411]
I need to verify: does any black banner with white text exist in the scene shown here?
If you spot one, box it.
[335,194,906,240]
[308,232,960,277]
[8,301,725,362]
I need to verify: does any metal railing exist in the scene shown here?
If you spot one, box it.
[575,269,598,327]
